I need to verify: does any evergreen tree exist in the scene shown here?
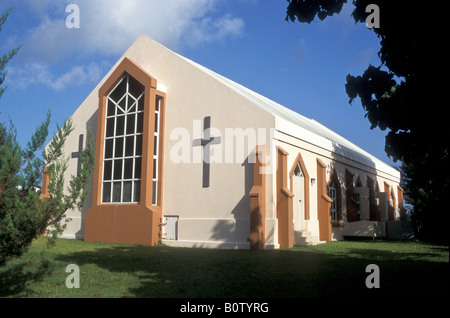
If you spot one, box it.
[0,8,95,265]
[0,8,20,101]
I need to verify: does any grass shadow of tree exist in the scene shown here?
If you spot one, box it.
[54,242,448,298]
[0,259,53,297]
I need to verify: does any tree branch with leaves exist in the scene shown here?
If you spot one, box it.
[286,0,447,242]
[0,8,95,265]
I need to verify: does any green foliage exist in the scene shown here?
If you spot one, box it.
[0,8,96,265]
[0,117,49,263]
[286,0,448,242]
[0,8,21,100]
[0,113,95,265]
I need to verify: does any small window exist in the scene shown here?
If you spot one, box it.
[329,183,337,221]
[354,193,360,220]
[152,96,163,206]
[294,163,303,177]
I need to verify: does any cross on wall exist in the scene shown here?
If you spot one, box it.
[71,134,84,176]
[193,116,222,188]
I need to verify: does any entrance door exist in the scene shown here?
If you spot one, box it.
[292,163,305,232]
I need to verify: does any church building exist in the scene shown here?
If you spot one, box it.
[48,35,406,249]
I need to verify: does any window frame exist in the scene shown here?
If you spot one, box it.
[101,73,145,204]
[91,57,165,210]
[152,96,163,206]
[329,183,337,221]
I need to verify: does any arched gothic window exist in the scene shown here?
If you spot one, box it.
[102,73,144,203]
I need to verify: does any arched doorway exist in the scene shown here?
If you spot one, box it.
[292,163,305,232]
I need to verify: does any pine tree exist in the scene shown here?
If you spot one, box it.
[0,8,95,265]
[0,8,21,101]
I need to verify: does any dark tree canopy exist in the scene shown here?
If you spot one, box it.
[286,0,346,23]
[286,0,447,242]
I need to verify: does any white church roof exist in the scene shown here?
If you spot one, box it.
[172,50,400,179]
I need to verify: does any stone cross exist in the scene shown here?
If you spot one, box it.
[71,134,84,176]
[193,116,221,188]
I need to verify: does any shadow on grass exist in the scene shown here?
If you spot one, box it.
[53,242,448,298]
[0,259,53,297]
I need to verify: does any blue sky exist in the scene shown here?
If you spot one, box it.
[0,0,395,167]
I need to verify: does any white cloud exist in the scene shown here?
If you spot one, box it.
[7,62,102,91]
[24,0,245,62]
[11,0,245,91]
[184,14,245,45]
[48,62,102,91]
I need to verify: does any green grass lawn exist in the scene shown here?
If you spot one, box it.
[0,238,448,298]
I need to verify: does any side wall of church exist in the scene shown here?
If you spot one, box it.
[274,119,402,243]
[56,65,113,239]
